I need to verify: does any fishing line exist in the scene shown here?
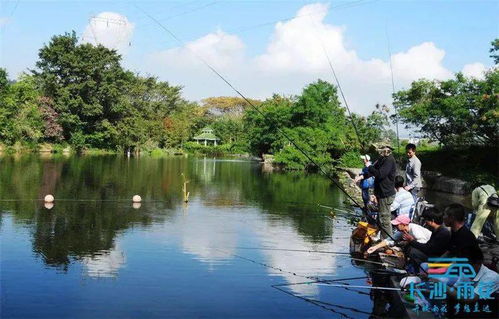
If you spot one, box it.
[272,284,374,319]
[308,16,364,150]
[385,24,400,152]
[215,248,325,282]
[223,0,377,36]
[273,277,371,296]
[134,1,399,255]
[133,2,364,215]
[316,283,401,291]
[230,247,351,255]
[308,16,400,244]
[272,275,369,287]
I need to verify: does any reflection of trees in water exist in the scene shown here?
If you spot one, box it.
[32,202,155,270]
[2,155,346,270]
[188,159,344,241]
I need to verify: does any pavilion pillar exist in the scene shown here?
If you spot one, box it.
[204,140,207,146]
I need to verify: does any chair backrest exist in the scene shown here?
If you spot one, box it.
[412,198,434,224]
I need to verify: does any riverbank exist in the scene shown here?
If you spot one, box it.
[0,143,252,158]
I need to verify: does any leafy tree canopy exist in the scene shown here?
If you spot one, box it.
[394,70,498,146]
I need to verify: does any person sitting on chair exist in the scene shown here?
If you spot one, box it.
[403,207,451,268]
[366,214,431,255]
[390,175,415,217]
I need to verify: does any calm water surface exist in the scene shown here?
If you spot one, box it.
[1,155,399,318]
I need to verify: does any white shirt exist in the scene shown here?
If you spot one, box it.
[388,223,431,246]
[390,188,415,216]
[406,156,422,188]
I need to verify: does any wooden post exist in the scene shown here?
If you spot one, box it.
[181,173,190,203]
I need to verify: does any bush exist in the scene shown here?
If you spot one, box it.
[338,150,364,168]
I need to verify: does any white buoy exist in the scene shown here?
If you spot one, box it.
[44,194,55,203]
[132,202,141,209]
[132,195,142,203]
[44,202,54,210]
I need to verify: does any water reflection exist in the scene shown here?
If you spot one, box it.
[1,155,370,318]
[82,245,126,278]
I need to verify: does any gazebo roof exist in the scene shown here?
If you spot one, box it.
[193,127,220,141]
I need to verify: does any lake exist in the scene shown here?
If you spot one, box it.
[0,155,402,318]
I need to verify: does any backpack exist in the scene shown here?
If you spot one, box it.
[480,186,499,208]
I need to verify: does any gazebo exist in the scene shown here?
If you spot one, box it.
[193,127,220,146]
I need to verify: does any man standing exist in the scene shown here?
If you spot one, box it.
[471,184,498,239]
[364,142,397,239]
[404,143,422,201]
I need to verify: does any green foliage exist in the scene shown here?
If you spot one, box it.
[351,104,397,149]
[337,150,363,168]
[245,80,349,170]
[0,73,44,145]
[394,70,499,146]
[244,94,293,156]
[490,38,499,64]
[33,32,132,147]
[183,141,233,156]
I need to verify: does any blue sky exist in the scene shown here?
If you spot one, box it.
[1,0,498,116]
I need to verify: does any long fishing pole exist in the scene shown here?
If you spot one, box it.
[317,283,401,291]
[133,4,364,211]
[308,18,400,244]
[272,284,368,319]
[230,247,351,255]
[135,4,399,245]
[385,25,400,152]
[311,18,364,151]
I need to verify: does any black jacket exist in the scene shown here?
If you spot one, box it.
[410,225,451,257]
[365,155,396,198]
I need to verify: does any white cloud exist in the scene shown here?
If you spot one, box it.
[140,3,482,115]
[391,42,453,81]
[82,12,134,53]
[462,62,487,79]
[82,244,126,278]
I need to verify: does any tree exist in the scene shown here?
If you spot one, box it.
[394,70,499,146]
[244,80,351,170]
[244,94,293,156]
[351,104,397,148]
[490,38,499,64]
[32,31,132,148]
[0,72,44,145]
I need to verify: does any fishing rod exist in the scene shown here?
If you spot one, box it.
[230,247,351,255]
[213,248,324,282]
[272,284,368,319]
[135,4,399,245]
[308,18,401,244]
[134,5,365,212]
[317,283,401,291]
[272,275,369,287]
[385,25,400,152]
